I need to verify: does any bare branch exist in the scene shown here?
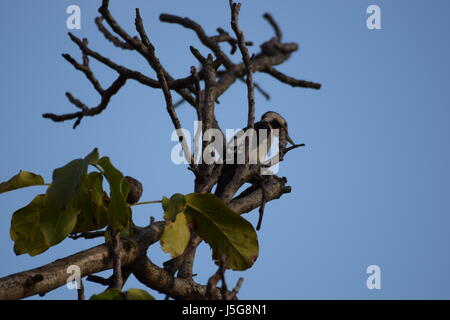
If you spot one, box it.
[285,143,306,153]
[133,256,232,300]
[206,256,243,300]
[206,255,227,299]
[160,13,234,69]
[77,278,85,300]
[135,8,196,170]
[228,277,244,300]
[263,143,306,168]
[95,17,135,50]
[215,41,299,99]
[0,240,136,300]
[238,78,271,100]
[62,51,104,94]
[230,0,255,128]
[263,13,283,41]
[86,275,112,286]
[211,28,253,55]
[229,175,292,215]
[69,230,105,240]
[111,231,123,289]
[0,223,163,300]
[177,234,202,279]
[43,74,127,128]
[191,66,201,108]
[65,92,88,111]
[256,178,267,231]
[189,46,207,65]
[99,3,199,107]
[263,67,322,90]
[67,32,159,87]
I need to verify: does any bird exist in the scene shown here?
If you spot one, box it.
[215,111,295,197]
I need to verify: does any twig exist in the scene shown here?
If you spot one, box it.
[43,74,126,129]
[238,77,270,100]
[220,258,228,300]
[263,67,322,90]
[263,13,282,41]
[215,41,299,98]
[230,0,255,128]
[86,275,112,286]
[99,2,198,108]
[190,46,207,65]
[178,235,202,279]
[111,231,123,289]
[69,231,105,240]
[256,178,267,231]
[135,9,196,171]
[95,17,134,50]
[173,98,186,108]
[262,143,305,168]
[206,255,228,299]
[160,13,234,69]
[229,175,292,215]
[62,51,104,94]
[206,256,244,300]
[228,277,244,300]
[285,143,306,153]
[212,28,253,54]
[68,32,159,87]
[191,66,201,119]
[77,278,85,300]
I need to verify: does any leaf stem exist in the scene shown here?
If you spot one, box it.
[91,163,106,175]
[129,200,162,207]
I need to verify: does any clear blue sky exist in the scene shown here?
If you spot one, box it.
[1,0,450,299]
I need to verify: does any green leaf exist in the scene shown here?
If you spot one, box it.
[39,148,99,246]
[90,288,155,300]
[124,289,155,300]
[162,193,186,221]
[85,148,99,165]
[10,195,49,256]
[160,213,191,258]
[90,288,124,300]
[72,172,108,233]
[0,171,45,194]
[161,196,169,211]
[185,193,259,271]
[98,157,130,230]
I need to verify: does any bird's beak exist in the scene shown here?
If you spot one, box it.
[286,132,296,146]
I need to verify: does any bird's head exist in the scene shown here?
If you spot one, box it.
[261,111,296,145]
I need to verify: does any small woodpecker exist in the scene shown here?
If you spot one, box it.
[215,111,295,197]
[256,111,295,151]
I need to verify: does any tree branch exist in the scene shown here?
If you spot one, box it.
[0,170,291,300]
[159,14,234,69]
[263,13,283,41]
[135,8,196,171]
[42,74,127,129]
[230,0,255,128]
[215,41,299,99]
[0,223,162,300]
[263,66,322,90]
[95,16,135,50]
[229,175,292,215]
[110,230,124,289]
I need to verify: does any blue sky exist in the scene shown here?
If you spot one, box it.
[1,0,450,299]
